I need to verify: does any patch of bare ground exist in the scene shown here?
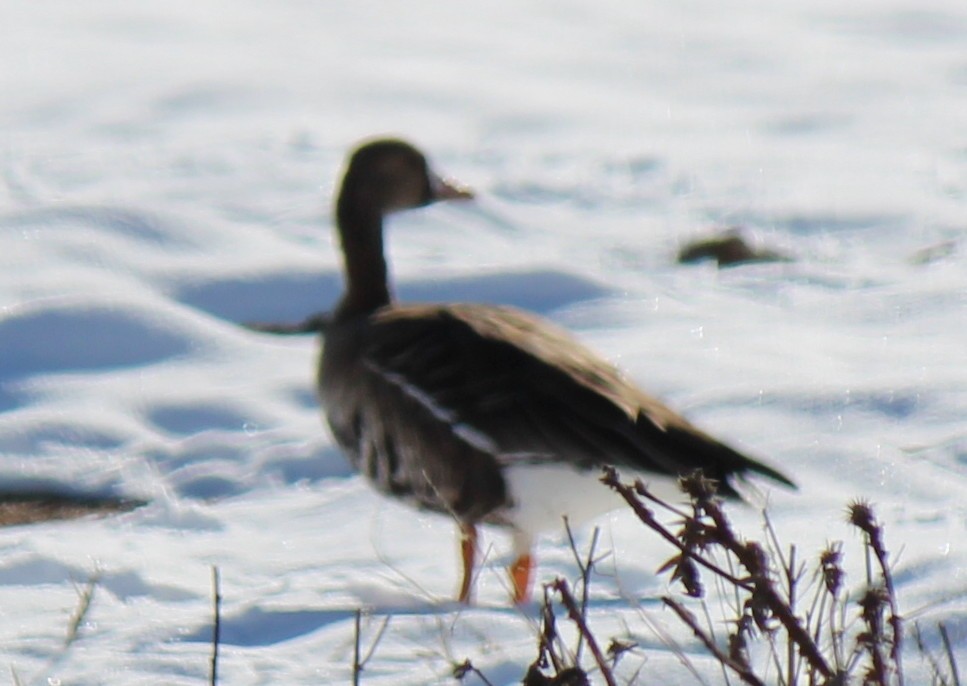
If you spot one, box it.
[0,492,146,527]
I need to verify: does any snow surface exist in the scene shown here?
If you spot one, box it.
[1,1,965,683]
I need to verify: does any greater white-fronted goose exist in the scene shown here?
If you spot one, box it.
[318,139,795,604]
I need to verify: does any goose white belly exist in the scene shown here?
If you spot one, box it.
[498,461,687,554]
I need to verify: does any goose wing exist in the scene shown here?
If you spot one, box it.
[363,304,793,491]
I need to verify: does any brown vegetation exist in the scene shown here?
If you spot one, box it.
[0,491,144,527]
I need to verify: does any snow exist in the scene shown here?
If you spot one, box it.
[1,0,965,683]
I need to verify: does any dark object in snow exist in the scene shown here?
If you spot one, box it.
[678,228,791,267]
[0,491,146,527]
[317,139,796,605]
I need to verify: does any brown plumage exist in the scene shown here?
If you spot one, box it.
[318,139,795,604]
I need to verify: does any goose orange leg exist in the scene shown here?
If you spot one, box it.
[458,523,478,603]
[509,553,534,604]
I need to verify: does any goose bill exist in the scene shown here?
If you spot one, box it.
[431,174,474,201]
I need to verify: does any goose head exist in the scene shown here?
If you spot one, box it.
[333,139,473,318]
[336,139,472,225]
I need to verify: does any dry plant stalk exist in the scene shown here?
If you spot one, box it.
[601,466,837,682]
[514,524,629,685]
[848,500,904,686]
[462,467,958,685]
[662,596,767,686]
[210,566,221,686]
[599,466,924,686]
[454,658,497,685]
[550,578,618,686]
[66,572,100,647]
[352,609,391,684]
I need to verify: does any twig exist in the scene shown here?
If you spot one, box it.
[849,501,905,685]
[763,512,800,685]
[563,518,600,665]
[601,469,752,590]
[453,659,497,685]
[353,609,362,686]
[913,622,954,686]
[352,608,392,684]
[632,599,709,684]
[66,572,100,647]
[370,517,436,603]
[705,515,833,678]
[785,545,797,685]
[663,597,766,686]
[700,596,732,686]
[551,579,617,686]
[361,614,391,667]
[539,584,566,673]
[210,566,221,686]
[604,467,834,679]
[940,622,961,686]
[816,542,846,675]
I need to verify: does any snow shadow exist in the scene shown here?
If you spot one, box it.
[0,303,195,410]
[180,606,357,646]
[174,267,613,326]
[146,403,253,437]
[0,305,192,378]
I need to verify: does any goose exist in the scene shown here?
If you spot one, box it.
[317,138,795,604]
